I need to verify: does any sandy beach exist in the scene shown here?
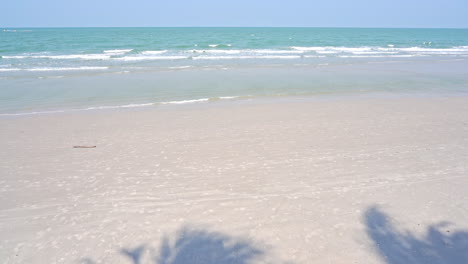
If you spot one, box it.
[1,94,467,263]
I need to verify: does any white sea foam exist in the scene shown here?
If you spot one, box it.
[337,47,373,52]
[103,49,133,54]
[114,56,188,61]
[400,47,467,52]
[208,44,219,48]
[291,46,328,51]
[351,51,399,55]
[390,55,418,58]
[191,56,234,60]
[141,50,168,55]
[291,46,374,53]
[0,97,224,116]
[187,49,303,54]
[0,68,21,72]
[0,110,67,116]
[315,51,339,54]
[85,103,155,110]
[161,98,210,104]
[291,46,468,56]
[3,54,111,60]
[338,55,416,58]
[168,66,192,69]
[249,49,304,54]
[193,55,301,60]
[188,49,241,54]
[38,76,64,79]
[0,102,157,116]
[2,55,29,59]
[0,67,108,72]
[121,103,155,108]
[51,54,111,60]
[31,67,108,71]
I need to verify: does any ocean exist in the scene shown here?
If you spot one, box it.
[1,27,468,115]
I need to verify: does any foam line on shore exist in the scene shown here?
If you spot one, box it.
[0,96,243,116]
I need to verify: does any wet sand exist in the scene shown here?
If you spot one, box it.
[1,95,468,264]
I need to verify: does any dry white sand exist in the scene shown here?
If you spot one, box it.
[1,95,468,264]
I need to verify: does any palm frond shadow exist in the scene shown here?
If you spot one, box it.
[365,206,468,264]
[82,226,271,264]
[155,227,264,264]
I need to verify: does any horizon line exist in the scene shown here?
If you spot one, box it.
[2,26,468,30]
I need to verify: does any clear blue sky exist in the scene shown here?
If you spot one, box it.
[2,0,467,28]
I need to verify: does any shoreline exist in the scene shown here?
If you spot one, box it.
[1,90,468,118]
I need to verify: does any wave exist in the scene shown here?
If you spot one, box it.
[188,49,242,54]
[0,95,243,116]
[291,46,376,53]
[0,110,68,116]
[290,46,468,55]
[208,44,232,48]
[186,49,304,54]
[399,47,468,52]
[161,98,210,104]
[338,55,416,58]
[84,103,155,110]
[351,51,399,55]
[0,102,155,116]
[0,67,108,72]
[291,46,329,51]
[114,56,188,61]
[141,50,168,55]
[193,55,301,60]
[38,76,65,79]
[394,47,468,55]
[114,54,301,61]
[218,96,239,99]
[315,51,339,54]
[1,46,467,74]
[248,49,304,54]
[161,95,241,104]
[2,54,111,60]
[168,66,192,69]
[3,46,467,64]
[103,49,133,55]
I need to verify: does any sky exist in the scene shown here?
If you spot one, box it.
[1,0,467,28]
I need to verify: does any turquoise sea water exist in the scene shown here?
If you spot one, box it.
[1,27,468,114]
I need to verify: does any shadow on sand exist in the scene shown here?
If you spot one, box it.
[155,227,264,264]
[82,226,272,264]
[365,206,468,264]
[82,207,468,264]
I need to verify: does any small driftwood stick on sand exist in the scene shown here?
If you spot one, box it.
[73,146,96,148]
